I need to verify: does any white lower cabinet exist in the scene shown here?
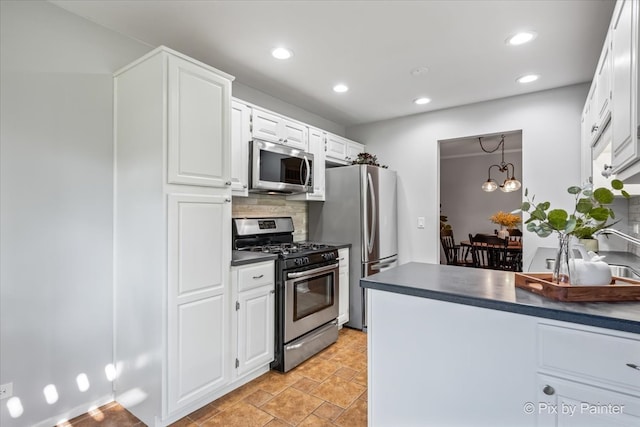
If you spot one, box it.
[232,261,275,379]
[536,322,640,426]
[337,248,350,326]
[536,374,640,427]
[367,290,640,427]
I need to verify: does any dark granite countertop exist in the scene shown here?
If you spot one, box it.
[361,262,640,334]
[231,251,278,266]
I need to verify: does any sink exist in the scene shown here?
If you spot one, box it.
[608,264,640,280]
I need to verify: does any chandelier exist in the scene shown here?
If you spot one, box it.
[479,134,522,192]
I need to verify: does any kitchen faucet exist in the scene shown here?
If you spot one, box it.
[593,228,640,246]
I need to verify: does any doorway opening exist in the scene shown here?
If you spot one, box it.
[439,130,523,270]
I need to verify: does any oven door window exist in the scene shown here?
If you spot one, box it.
[293,272,334,320]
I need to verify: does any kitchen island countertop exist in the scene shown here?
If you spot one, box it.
[361,262,640,334]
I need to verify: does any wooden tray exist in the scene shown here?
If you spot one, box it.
[514,272,640,302]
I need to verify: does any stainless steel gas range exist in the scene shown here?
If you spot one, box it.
[232,217,339,372]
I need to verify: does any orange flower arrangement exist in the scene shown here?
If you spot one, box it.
[490,211,521,228]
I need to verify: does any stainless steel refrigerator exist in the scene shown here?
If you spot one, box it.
[309,164,398,330]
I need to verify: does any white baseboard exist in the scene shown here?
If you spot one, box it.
[33,394,114,427]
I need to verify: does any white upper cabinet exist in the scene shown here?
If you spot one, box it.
[167,55,232,188]
[582,0,639,183]
[231,99,251,196]
[325,132,365,165]
[251,107,308,150]
[288,127,326,201]
[595,33,612,129]
[611,0,639,175]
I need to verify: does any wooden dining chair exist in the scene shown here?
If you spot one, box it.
[468,233,509,270]
[507,228,523,243]
[440,229,471,266]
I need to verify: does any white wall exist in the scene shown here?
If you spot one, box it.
[440,150,523,262]
[347,84,590,271]
[0,2,149,426]
[0,2,347,426]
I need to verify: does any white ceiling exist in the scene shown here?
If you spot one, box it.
[49,0,615,128]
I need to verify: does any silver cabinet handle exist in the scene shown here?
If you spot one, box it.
[339,257,345,261]
[225,181,232,186]
[224,198,231,203]
[270,290,275,294]
[252,274,264,279]
[591,124,599,133]
[627,363,640,371]
[243,184,247,188]
[543,385,555,396]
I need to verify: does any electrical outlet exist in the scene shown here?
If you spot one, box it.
[0,382,12,400]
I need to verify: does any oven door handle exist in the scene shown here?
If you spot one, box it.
[287,262,339,279]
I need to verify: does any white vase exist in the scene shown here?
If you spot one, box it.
[497,227,509,239]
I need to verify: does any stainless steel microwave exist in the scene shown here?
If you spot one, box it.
[250,139,314,194]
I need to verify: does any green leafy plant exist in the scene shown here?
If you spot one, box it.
[351,152,388,168]
[521,180,629,238]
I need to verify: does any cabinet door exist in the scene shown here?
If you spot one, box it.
[338,248,350,326]
[167,194,231,414]
[281,119,308,150]
[326,133,348,163]
[309,128,325,199]
[580,103,592,184]
[237,285,274,377]
[231,100,250,196]
[167,55,232,188]
[346,141,365,163]
[289,127,325,201]
[596,33,612,127]
[536,374,640,427]
[611,0,636,170]
[251,108,281,143]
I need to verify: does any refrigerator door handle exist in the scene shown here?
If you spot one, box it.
[367,172,376,254]
[371,259,396,271]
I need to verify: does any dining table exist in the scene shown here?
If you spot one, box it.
[460,238,523,270]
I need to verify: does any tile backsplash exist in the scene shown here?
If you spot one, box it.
[628,196,640,257]
[232,194,308,241]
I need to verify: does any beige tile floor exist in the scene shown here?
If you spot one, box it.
[61,328,367,427]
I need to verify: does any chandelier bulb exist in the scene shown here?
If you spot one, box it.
[482,179,498,192]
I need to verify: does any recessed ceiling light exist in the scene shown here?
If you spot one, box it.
[414,97,431,105]
[506,31,537,46]
[333,84,349,93]
[271,47,293,60]
[516,74,540,84]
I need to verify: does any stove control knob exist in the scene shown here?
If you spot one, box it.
[304,257,310,264]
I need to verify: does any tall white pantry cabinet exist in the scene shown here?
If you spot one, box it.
[113,47,234,426]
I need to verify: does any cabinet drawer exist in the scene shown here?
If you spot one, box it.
[238,262,274,292]
[538,323,640,392]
